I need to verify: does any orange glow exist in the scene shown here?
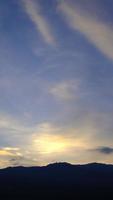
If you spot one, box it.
[0,150,14,156]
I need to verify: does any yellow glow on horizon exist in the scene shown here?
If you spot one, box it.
[34,135,66,154]
[33,133,86,155]
[0,150,14,156]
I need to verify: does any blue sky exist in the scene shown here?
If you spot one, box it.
[0,0,113,168]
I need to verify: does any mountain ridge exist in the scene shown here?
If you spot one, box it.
[1,161,113,171]
[0,162,113,199]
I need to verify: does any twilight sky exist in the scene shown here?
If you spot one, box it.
[0,0,113,168]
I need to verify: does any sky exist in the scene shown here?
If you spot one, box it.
[0,0,113,168]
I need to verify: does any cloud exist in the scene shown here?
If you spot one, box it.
[9,156,38,167]
[0,150,13,156]
[58,0,113,61]
[0,112,45,135]
[0,114,30,133]
[49,80,79,101]
[21,0,56,46]
[0,147,21,157]
[95,146,113,154]
[0,112,113,167]
[3,147,20,151]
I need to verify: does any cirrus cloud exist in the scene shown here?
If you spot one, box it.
[58,0,113,61]
[21,0,56,46]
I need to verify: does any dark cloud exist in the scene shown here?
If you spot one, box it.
[95,147,113,154]
[9,156,28,166]
[9,156,38,167]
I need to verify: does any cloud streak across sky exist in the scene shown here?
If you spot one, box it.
[21,0,56,46]
[58,0,113,60]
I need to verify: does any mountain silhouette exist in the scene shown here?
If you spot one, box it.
[0,162,113,199]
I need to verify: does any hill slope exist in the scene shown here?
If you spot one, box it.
[0,162,113,199]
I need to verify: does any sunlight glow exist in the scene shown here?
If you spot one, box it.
[33,134,83,154]
[0,150,14,156]
[33,134,72,154]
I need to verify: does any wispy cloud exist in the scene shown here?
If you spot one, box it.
[58,0,113,61]
[0,114,30,133]
[49,80,80,101]
[0,147,20,157]
[0,150,14,156]
[21,0,56,46]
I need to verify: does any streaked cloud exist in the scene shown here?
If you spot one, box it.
[0,147,20,157]
[3,147,20,151]
[0,150,14,156]
[0,114,30,133]
[58,0,113,61]
[21,0,56,45]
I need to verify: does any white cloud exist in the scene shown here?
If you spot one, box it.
[21,0,56,46]
[0,147,21,158]
[58,0,113,61]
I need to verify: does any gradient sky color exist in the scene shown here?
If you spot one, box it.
[0,0,113,168]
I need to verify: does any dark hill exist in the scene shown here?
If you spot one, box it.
[0,162,113,199]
